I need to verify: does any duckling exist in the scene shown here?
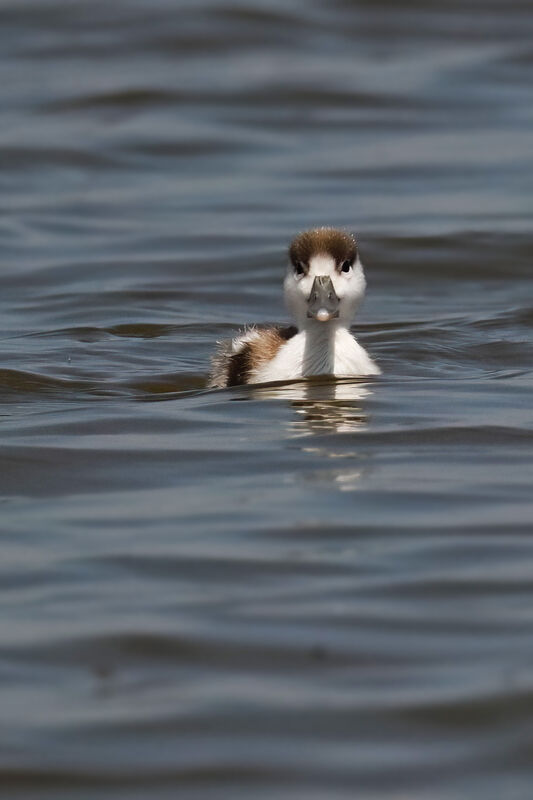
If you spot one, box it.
[208,227,380,388]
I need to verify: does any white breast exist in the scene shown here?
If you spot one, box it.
[251,328,380,384]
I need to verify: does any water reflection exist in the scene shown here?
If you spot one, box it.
[252,376,374,490]
[251,376,372,435]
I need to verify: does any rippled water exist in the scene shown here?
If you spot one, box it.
[1,1,533,798]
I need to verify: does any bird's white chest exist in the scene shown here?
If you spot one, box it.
[251,328,379,384]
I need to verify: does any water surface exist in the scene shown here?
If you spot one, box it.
[1,1,533,798]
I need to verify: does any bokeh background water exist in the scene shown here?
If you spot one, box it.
[1,1,533,798]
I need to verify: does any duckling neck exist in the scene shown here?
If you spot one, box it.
[301,320,343,376]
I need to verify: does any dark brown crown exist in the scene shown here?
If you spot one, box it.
[289,228,357,270]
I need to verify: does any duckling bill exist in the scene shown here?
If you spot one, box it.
[208,227,380,388]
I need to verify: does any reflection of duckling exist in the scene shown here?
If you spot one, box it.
[249,380,373,489]
[291,395,368,435]
[209,228,380,388]
[251,378,370,435]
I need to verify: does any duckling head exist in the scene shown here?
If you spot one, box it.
[284,227,367,330]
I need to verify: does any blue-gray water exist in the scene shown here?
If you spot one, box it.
[1,1,533,798]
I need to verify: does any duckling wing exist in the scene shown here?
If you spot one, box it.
[208,325,297,388]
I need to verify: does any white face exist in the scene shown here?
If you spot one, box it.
[284,253,367,330]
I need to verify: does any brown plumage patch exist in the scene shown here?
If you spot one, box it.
[209,325,297,388]
[289,227,357,271]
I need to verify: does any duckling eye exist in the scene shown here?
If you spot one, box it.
[293,262,306,277]
[340,260,352,273]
